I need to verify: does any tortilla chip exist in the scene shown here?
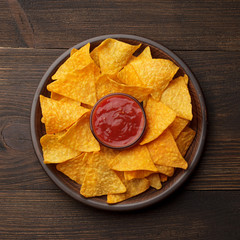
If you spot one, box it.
[138,46,152,60]
[52,43,93,80]
[147,129,188,169]
[56,153,90,185]
[147,173,162,190]
[110,145,158,172]
[59,112,100,152]
[169,116,189,139]
[80,152,126,197]
[124,170,155,180]
[40,132,80,164]
[107,178,150,204]
[70,48,78,56]
[161,74,193,120]
[140,97,176,145]
[90,38,141,75]
[96,74,152,102]
[129,58,179,101]
[159,174,168,182]
[176,126,196,156]
[47,63,98,106]
[155,165,175,177]
[40,95,89,134]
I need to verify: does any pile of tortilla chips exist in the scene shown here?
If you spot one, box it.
[40,38,196,204]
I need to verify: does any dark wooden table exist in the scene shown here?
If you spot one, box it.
[1,1,239,239]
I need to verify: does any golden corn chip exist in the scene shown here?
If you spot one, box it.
[40,132,80,164]
[59,112,100,152]
[107,178,150,204]
[169,116,189,139]
[147,129,188,169]
[176,126,196,156]
[117,63,144,87]
[159,174,168,182]
[90,38,141,75]
[80,152,126,197]
[56,153,89,185]
[70,48,78,56]
[109,145,158,172]
[140,97,176,145]
[47,63,98,106]
[130,58,179,101]
[40,95,89,134]
[124,170,155,181]
[52,43,93,80]
[147,173,162,190]
[51,92,81,106]
[181,74,189,84]
[138,46,152,60]
[155,165,175,177]
[96,75,152,102]
[161,74,193,120]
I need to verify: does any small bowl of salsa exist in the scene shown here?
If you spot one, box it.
[90,93,146,149]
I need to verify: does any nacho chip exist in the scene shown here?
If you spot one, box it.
[159,174,168,182]
[176,126,196,156]
[147,129,188,169]
[110,145,158,172]
[138,46,152,60]
[140,97,176,145]
[107,178,150,204]
[155,165,175,177]
[80,152,126,197]
[70,48,78,56]
[47,63,98,106]
[161,74,193,120]
[90,38,141,75]
[56,153,89,185]
[40,132,80,164]
[130,58,179,101]
[169,116,189,139]
[59,112,100,152]
[96,75,152,102]
[40,95,89,134]
[147,173,162,190]
[124,170,155,181]
[52,43,93,80]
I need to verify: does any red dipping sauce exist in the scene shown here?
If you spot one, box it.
[90,93,146,149]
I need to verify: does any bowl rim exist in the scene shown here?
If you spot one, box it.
[30,34,207,211]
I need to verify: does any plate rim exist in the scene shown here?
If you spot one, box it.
[30,34,207,211]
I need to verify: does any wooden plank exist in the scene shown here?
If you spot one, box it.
[0,190,239,239]
[1,0,239,50]
[0,48,239,190]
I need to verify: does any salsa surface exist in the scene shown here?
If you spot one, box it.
[91,94,145,148]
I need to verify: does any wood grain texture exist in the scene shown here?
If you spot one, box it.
[0,0,239,50]
[0,190,239,239]
[0,48,239,191]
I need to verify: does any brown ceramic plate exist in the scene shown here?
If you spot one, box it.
[30,34,207,211]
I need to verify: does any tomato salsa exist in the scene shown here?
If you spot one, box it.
[90,93,146,149]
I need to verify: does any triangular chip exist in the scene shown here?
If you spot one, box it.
[96,75,152,102]
[155,165,175,177]
[138,46,152,60]
[124,170,155,181]
[52,43,94,80]
[107,178,150,204]
[168,116,189,139]
[47,63,99,106]
[140,97,176,145]
[56,153,89,185]
[59,112,100,152]
[80,152,126,197]
[159,174,168,182]
[176,126,196,156]
[90,38,141,75]
[109,145,158,172]
[130,58,179,100]
[40,95,89,134]
[147,129,188,169]
[161,74,193,120]
[40,132,80,164]
[70,48,78,56]
[147,173,162,190]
